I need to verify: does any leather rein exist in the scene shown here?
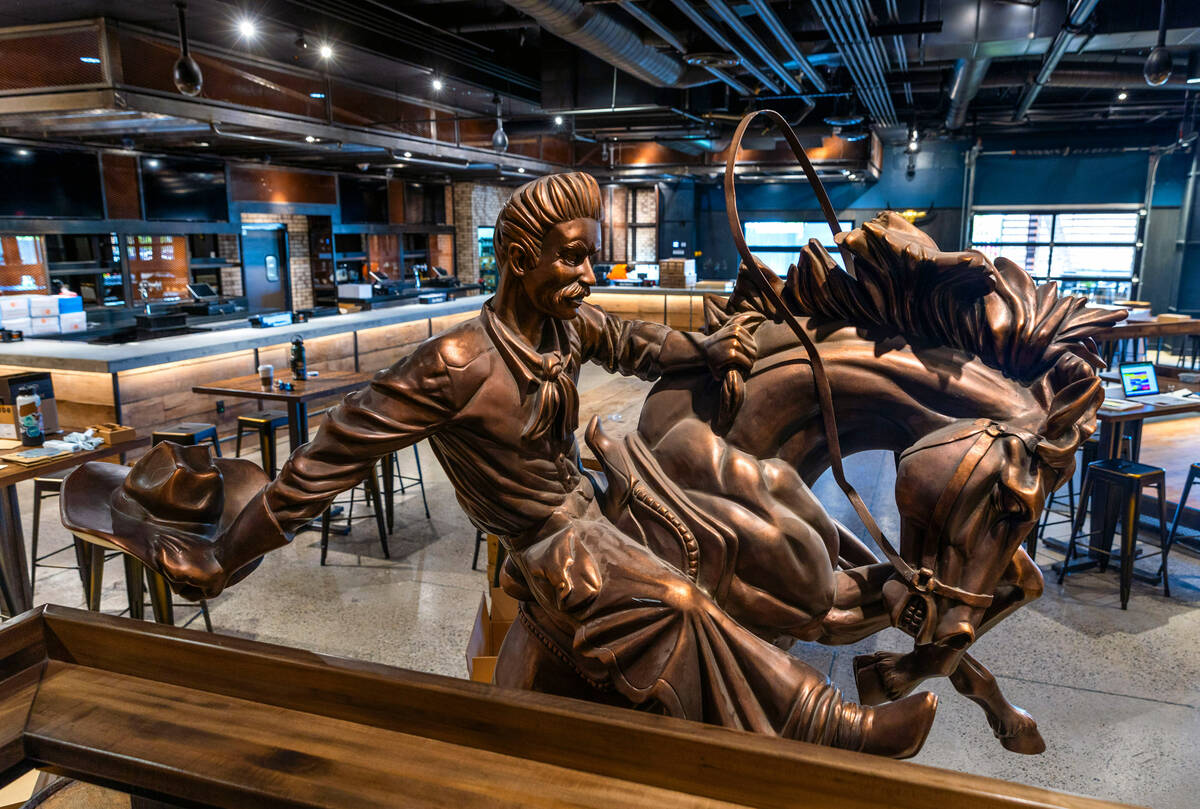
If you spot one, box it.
[722,110,994,612]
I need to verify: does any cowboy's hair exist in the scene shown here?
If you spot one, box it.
[495,172,602,274]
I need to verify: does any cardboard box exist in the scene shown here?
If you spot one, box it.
[337,283,374,300]
[0,297,28,318]
[1,317,30,335]
[58,311,87,333]
[26,296,60,317]
[27,316,59,336]
[465,585,521,683]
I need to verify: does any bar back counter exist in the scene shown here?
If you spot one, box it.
[0,289,709,445]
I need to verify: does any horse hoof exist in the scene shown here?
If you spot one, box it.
[996,713,1047,755]
[853,652,898,706]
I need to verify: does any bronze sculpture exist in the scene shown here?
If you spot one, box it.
[62,111,1122,760]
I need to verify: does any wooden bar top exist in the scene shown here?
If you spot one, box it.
[0,607,1139,809]
[1092,319,1200,340]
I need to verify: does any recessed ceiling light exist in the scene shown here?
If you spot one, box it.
[237,18,257,40]
[431,77,443,91]
[305,135,317,143]
[403,151,412,158]
[197,141,210,147]
[554,115,563,126]
[1117,90,1128,101]
[318,43,333,59]
[79,56,101,64]
[15,149,30,157]
[146,158,161,169]
[517,167,525,173]
[309,92,325,99]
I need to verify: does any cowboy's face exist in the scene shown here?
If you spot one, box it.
[514,217,599,320]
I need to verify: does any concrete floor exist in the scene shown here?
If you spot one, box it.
[22,364,1200,809]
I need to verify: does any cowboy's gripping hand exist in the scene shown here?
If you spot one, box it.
[701,311,758,379]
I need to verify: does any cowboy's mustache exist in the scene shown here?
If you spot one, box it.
[555,281,590,303]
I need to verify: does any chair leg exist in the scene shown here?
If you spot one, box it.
[366,467,390,558]
[320,508,331,566]
[123,555,145,620]
[29,487,44,602]
[147,571,176,625]
[1059,474,1094,584]
[472,529,484,571]
[1118,484,1139,610]
[209,434,222,458]
[258,426,274,478]
[200,599,213,633]
[85,543,105,611]
[414,443,430,519]
[236,423,245,458]
[1154,480,1171,598]
[383,453,395,534]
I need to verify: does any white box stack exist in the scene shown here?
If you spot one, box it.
[658,258,696,289]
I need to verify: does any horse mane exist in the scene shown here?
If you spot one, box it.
[718,211,1127,465]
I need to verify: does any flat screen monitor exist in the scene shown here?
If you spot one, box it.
[187,282,218,299]
[0,146,103,218]
[141,156,228,221]
[1119,362,1159,397]
[338,176,388,224]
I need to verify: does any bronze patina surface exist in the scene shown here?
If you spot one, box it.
[62,113,1121,760]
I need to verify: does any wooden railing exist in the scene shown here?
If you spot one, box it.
[0,606,1139,809]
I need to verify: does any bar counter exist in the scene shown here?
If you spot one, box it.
[0,296,483,443]
[0,288,714,444]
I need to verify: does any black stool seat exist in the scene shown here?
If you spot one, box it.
[1058,457,1171,609]
[152,422,222,456]
[236,409,289,477]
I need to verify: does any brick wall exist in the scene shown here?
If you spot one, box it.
[239,213,313,310]
[215,233,244,297]
[451,182,511,284]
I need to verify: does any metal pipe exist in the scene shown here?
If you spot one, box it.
[835,0,897,124]
[742,0,827,91]
[945,57,992,129]
[810,0,888,123]
[617,1,750,95]
[702,0,801,93]
[1012,0,1102,121]
[666,0,780,93]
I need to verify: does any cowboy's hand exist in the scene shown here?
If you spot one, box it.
[701,312,757,378]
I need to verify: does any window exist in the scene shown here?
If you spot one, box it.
[745,220,852,275]
[969,211,1141,303]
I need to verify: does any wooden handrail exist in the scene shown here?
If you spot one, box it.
[0,606,1140,809]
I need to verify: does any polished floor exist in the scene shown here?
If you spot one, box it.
[23,364,1200,809]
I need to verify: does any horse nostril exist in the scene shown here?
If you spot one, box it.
[939,623,976,651]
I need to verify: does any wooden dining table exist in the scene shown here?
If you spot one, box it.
[0,430,149,617]
[192,369,373,449]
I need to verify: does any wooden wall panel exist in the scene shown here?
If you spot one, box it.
[429,311,474,335]
[388,181,406,225]
[101,154,141,220]
[230,167,336,205]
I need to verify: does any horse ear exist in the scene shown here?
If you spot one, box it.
[1043,376,1102,440]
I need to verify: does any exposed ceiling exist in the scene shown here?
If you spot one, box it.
[0,0,1197,179]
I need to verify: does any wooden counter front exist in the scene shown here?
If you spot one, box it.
[0,606,1139,809]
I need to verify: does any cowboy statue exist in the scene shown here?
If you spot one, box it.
[63,171,939,759]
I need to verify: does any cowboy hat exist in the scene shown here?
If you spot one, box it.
[61,441,270,557]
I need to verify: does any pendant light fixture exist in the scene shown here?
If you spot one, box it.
[1144,0,1173,86]
[491,93,509,153]
[172,1,203,96]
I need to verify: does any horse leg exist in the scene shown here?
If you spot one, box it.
[853,547,1044,706]
[949,653,1046,754]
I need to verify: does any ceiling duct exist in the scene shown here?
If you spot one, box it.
[616,1,751,95]
[1012,0,1102,121]
[699,0,803,93]
[665,0,781,93]
[499,0,714,87]
[945,57,992,129]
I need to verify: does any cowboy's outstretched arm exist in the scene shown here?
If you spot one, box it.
[166,342,457,596]
[576,301,756,380]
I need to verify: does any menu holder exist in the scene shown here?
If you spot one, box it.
[87,423,136,443]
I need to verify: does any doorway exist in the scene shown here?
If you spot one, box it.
[241,225,289,312]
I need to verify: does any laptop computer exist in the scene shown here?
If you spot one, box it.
[1116,362,1190,407]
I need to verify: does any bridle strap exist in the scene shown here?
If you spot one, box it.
[724,111,993,612]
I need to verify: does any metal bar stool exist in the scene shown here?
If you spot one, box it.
[1165,462,1199,555]
[151,423,222,456]
[1027,435,1132,560]
[74,532,212,631]
[319,460,390,565]
[28,467,116,602]
[1057,458,1171,609]
[236,409,289,477]
[382,443,430,533]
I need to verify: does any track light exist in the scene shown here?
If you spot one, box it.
[237,18,257,40]
[318,43,333,60]
[517,167,525,173]
[403,151,412,158]
[432,76,444,91]
[554,115,564,126]
[173,2,202,97]
[1117,90,1128,101]
[305,135,316,143]
[491,93,508,153]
